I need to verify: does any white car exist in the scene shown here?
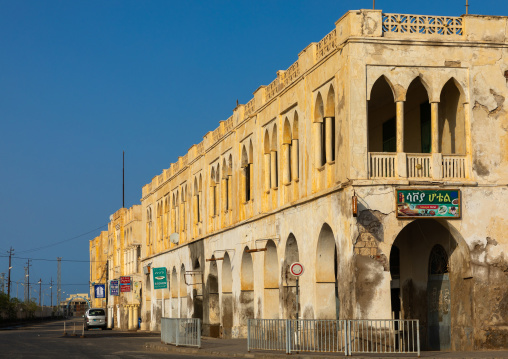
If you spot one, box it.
[84,308,107,330]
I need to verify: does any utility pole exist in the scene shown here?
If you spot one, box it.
[24,266,28,302]
[50,277,53,307]
[38,278,42,306]
[466,0,469,15]
[57,257,62,313]
[7,247,14,299]
[123,151,125,208]
[27,259,31,302]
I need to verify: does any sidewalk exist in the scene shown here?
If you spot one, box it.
[145,336,508,359]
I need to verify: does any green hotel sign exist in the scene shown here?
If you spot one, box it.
[396,189,461,219]
[152,267,168,289]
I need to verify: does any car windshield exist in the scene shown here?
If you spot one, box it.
[89,309,105,316]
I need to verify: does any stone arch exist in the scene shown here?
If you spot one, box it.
[315,223,339,319]
[240,247,255,333]
[439,78,466,154]
[207,256,220,337]
[221,252,233,338]
[283,233,300,319]
[171,267,178,317]
[192,258,203,321]
[368,75,397,152]
[324,84,335,117]
[390,219,473,351]
[179,263,187,317]
[314,92,324,122]
[367,74,397,101]
[264,240,279,318]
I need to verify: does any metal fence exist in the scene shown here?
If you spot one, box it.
[161,318,201,348]
[248,319,419,356]
[348,319,419,356]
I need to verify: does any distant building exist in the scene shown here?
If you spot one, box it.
[91,9,508,351]
[90,205,142,330]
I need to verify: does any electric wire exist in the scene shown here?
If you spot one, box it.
[15,224,108,254]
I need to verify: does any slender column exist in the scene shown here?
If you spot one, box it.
[198,191,202,221]
[431,102,439,153]
[291,139,299,180]
[325,117,333,162]
[192,196,198,225]
[241,166,247,202]
[171,208,175,233]
[264,153,271,190]
[315,122,322,167]
[128,305,133,330]
[209,186,214,216]
[282,143,291,184]
[396,101,404,153]
[227,176,232,210]
[270,151,277,188]
[221,178,227,212]
[133,305,139,330]
[249,164,254,198]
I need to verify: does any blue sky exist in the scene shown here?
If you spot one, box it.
[1,0,507,303]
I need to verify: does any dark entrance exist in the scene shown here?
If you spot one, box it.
[427,244,451,350]
[389,219,472,351]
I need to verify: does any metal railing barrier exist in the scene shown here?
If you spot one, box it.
[161,318,201,348]
[248,319,419,356]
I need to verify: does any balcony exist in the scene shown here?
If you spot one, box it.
[369,152,469,180]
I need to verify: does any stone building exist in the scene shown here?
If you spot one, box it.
[89,205,142,330]
[91,9,508,351]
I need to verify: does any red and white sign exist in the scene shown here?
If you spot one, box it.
[290,262,304,277]
[120,276,131,292]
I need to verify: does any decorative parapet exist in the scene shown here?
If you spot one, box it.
[224,116,234,132]
[196,141,204,155]
[244,98,255,117]
[212,126,223,143]
[172,161,179,173]
[182,153,188,167]
[283,60,300,87]
[382,13,463,36]
[265,76,282,102]
[316,28,337,61]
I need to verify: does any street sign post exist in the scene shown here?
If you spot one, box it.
[290,262,304,344]
[153,267,168,289]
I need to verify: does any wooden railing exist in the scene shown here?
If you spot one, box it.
[369,152,396,178]
[442,155,466,179]
[407,154,432,178]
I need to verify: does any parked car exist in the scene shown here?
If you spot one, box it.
[84,308,107,330]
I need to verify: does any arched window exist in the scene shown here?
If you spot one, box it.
[439,78,466,155]
[271,124,278,188]
[314,92,326,167]
[264,130,271,191]
[241,143,253,202]
[210,167,217,216]
[283,118,292,184]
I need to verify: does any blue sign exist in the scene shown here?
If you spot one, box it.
[94,284,105,298]
[110,280,119,296]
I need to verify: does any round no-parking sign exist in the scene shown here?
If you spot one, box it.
[290,262,304,276]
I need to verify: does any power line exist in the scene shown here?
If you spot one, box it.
[0,255,106,263]
[16,224,108,254]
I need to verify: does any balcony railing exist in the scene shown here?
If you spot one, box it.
[369,152,396,178]
[407,154,432,179]
[442,155,466,179]
[368,152,468,180]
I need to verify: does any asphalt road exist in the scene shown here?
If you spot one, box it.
[0,318,220,358]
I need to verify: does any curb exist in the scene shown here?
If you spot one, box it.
[145,342,508,359]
